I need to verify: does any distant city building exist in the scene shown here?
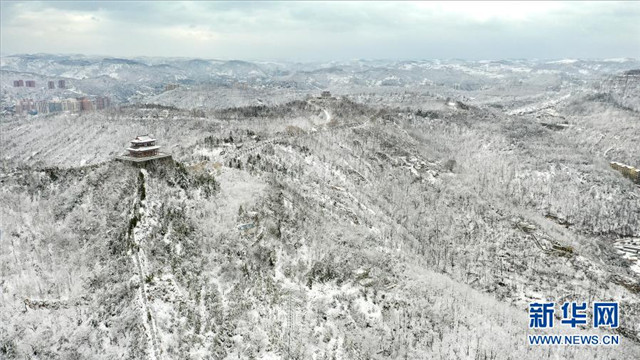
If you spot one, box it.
[62,98,81,112]
[58,80,66,89]
[14,95,110,115]
[232,82,248,90]
[95,96,111,110]
[78,97,94,111]
[49,101,62,113]
[48,81,56,89]
[25,80,36,88]
[13,80,24,87]
[16,99,35,114]
[36,100,49,114]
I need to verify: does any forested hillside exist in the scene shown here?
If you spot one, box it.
[2,86,639,358]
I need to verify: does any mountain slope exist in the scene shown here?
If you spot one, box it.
[2,96,639,358]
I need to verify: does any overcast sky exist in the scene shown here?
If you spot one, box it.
[1,1,639,61]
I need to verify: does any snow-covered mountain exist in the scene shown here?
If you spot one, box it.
[3,54,639,107]
[2,55,640,359]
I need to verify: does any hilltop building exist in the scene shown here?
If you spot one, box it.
[58,80,66,89]
[320,90,332,99]
[13,80,24,87]
[127,135,160,158]
[25,80,36,88]
[48,81,55,89]
[116,135,172,163]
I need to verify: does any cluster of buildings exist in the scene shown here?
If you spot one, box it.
[6,78,113,116]
[12,96,111,115]
[13,80,34,87]
[13,79,66,89]
[49,80,66,89]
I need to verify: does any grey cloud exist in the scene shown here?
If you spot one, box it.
[1,1,638,60]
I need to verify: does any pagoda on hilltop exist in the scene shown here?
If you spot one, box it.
[128,135,160,157]
[116,134,172,163]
